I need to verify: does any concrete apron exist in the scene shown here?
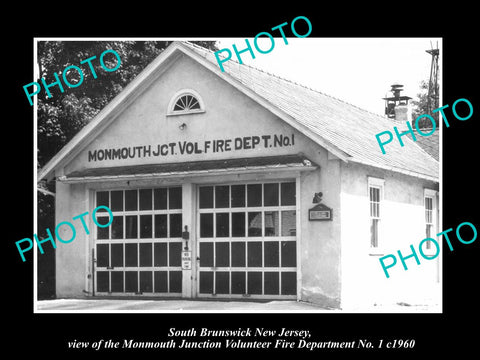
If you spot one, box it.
[36,298,323,311]
[36,298,439,312]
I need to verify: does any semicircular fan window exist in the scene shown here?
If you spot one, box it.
[173,94,201,112]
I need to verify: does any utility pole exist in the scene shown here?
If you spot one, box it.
[426,42,439,124]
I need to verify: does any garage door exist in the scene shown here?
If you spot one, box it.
[94,187,183,296]
[197,181,297,299]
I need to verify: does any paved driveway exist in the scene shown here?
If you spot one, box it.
[36,298,328,312]
[36,298,439,312]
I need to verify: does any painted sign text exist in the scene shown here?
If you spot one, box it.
[88,133,295,162]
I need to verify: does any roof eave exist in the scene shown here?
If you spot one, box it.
[350,158,439,183]
[58,163,318,184]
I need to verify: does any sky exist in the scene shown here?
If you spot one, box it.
[217,38,442,116]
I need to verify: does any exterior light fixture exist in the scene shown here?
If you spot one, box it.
[312,192,323,204]
[182,225,190,250]
[179,123,187,130]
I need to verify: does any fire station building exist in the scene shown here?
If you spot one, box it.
[38,41,440,310]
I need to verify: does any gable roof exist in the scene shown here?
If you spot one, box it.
[390,121,439,161]
[414,130,439,161]
[38,41,439,183]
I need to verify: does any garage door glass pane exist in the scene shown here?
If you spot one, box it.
[247,272,262,294]
[170,214,182,237]
[281,241,296,267]
[111,216,123,239]
[247,184,262,207]
[96,216,110,239]
[200,213,213,237]
[125,243,138,267]
[139,243,152,267]
[199,242,213,267]
[281,272,296,295]
[216,272,229,294]
[199,186,213,209]
[154,271,168,292]
[140,271,153,292]
[264,183,279,206]
[248,212,262,236]
[264,272,279,295]
[126,215,138,239]
[97,226,109,240]
[154,243,167,267]
[231,271,246,294]
[111,243,123,267]
[169,242,182,267]
[281,211,296,236]
[97,271,109,292]
[200,272,213,294]
[264,241,279,267]
[111,271,123,292]
[154,215,167,238]
[231,242,246,267]
[140,215,152,238]
[125,271,138,292]
[169,271,182,292]
[264,211,279,236]
[96,244,109,267]
[215,242,230,267]
[111,190,123,211]
[154,188,167,210]
[231,185,245,207]
[125,190,138,211]
[139,189,152,210]
[232,212,245,237]
[215,186,230,208]
[281,182,296,206]
[96,191,109,210]
[247,241,262,267]
[216,213,229,237]
[169,187,182,209]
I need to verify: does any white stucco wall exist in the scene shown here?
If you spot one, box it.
[55,182,90,298]
[298,153,342,308]
[340,162,440,310]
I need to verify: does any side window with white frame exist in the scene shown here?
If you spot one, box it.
[368,177,385,252]
[423,188,438,253]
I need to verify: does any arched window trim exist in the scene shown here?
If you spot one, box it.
[167,89,205,116]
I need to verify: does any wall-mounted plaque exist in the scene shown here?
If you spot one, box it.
[309,203,332,221]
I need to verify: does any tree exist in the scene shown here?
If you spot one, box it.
[411,79,439,129]
[36,40,218,299]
